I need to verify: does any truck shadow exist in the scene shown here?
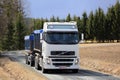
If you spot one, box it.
[48,69,120,80]
[46,69,110,77]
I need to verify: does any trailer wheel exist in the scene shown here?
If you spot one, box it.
[35,56,41,70]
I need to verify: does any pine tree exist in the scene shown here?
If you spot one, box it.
[2,20,15,50]
[113,1,120,42]
[98,8,105,42]
[14,0,26,50]
[106,6,115,42]
[66,13,71,22]
[81,12,88,40]
[93,9,100,41]
[73,15,77,21]
[40,18,44,29]
[2,0,15,50]
[15,13,26,50]
[56,17,60,22]
[87,11,94,41]
[50,16,56,22]
[76,17,81,38]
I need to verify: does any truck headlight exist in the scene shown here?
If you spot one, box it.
[46,58,51,64]
[75,58,79,64]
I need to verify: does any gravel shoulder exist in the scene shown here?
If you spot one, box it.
[80,43,120,76]
[0,56,47,80]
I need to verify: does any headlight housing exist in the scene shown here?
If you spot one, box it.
[75,58,79,64]
[46,58,51,64]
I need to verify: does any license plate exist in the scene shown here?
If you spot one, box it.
[59,66,66,69]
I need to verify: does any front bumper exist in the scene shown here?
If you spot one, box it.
[42,57,80,69]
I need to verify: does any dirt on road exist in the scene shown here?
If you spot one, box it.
[80,43,120,76]
[0,56,46,80]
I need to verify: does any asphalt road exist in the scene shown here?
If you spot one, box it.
[2,51,120,80]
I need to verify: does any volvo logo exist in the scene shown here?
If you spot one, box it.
[61,52,65,55]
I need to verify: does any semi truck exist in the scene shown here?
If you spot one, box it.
[24,22,80,73]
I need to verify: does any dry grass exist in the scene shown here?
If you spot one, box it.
[0,57,47,80]
[80,43,120,76]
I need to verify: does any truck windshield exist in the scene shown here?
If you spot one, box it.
[44,32,79,44]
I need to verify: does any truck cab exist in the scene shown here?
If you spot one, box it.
[38,22,80,73]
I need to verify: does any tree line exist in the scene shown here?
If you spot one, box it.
[0,0,26,50]
[30,1,120,43]
[0,1,119,50]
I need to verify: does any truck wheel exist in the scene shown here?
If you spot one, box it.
[42,68,48,73]
[72,69,78,73]
[35,57,41,70]
[41,60,48,73]
[29,55,35,67]
[30,60,34,67]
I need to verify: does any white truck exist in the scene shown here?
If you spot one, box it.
[25,22,80,73]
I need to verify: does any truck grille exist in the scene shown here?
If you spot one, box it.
[52,59,74,62]
[53,63,73,67]
[51,51,75,55]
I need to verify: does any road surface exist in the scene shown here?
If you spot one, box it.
[2,51,120,80]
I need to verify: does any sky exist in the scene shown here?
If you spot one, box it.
[28,0,119,19]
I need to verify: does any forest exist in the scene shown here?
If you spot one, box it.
[0,0,120,50]
[0,0,25,50]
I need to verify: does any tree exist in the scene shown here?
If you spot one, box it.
[40,18,44,29]
[15,13,26,50]
[73,15,77,21]
[13,0,26,50]
[1,0,16,50]
[113,1,120,42]
[0,0,6,49]
[76,17,81,38]
[50,16,56,22]
[93,8,106,42]
[98,8,105,42]
[106,6,115,42]
[33,19,42,30]
[56,17,60,22]
[81,12,88,40]
[87,11,95,41]
[66,13,71,22]
[2,19,15,50]
[45,18,49,22]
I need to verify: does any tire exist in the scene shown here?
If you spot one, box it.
[42,68,48,73]
[41,59,48,73]
[35,56,41,70]
[30,60,34,66]
[72,69,78,73]
[30,55,35,67]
